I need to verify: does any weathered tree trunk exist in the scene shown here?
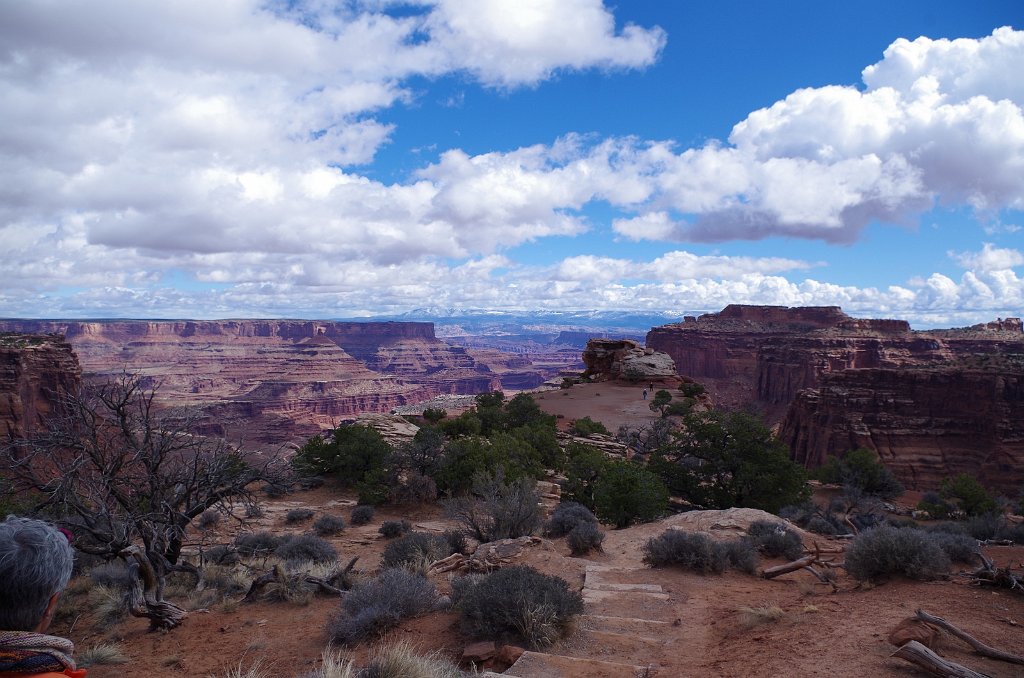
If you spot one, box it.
[762,554,817,579]
[891,641,991,678]
[122,545,188,630]
[914,610,1024,665]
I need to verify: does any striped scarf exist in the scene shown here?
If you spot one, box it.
[0,631,76,674]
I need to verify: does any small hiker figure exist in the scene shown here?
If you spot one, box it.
[642,389,648,400]
[649,382,654,392]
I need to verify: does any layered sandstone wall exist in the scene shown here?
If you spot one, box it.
[0,320,521,446]
[0,334,81,438]
[780,368,1024,493]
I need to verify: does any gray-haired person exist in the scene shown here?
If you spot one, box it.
[0,516,85,677]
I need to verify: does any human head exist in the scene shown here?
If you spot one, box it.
[0,516,75,631]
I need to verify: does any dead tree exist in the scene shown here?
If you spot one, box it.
[1,373,290,630]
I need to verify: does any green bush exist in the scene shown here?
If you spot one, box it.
[570,416,609,437]
[543,502,598,538]
[562,444,611,510]
[421,407,447,423]
[653,410,809,514]
[814,448,904,500]
[917,491,955,519]
[643,531,727,574]
[453,565,583,648]
[941,474,999,517]
[679,381,706,398]
[566,522,604,556]
[328,569,438,644]
[292,425,391,487]
[844,526,951,581]
[592,460,668,528]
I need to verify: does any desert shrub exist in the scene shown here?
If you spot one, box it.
[327,568,438,644]
[444,474,542,543]
[453,565,583,648]
[286,508,315,524]
[275,534,338,565]
[443,529,469,555]
[235,531,283,558]
[806,516,841,536]
[642,531,727,574]
[844,526,951,581]
[88,562,134,589]
[313,514,346,536]
[381,532,452,569]
[204,545,240,566]
[77,643,129,668]
[245,503,265,519]
[389,471,438,504]
[570,416,609,437]
[963,512,1006,540]
[746,521,804,561]
[350,505,375,526]
[262,483,290,498]
[566,522,604,556]
[929,532,979,564]
[721,539,760,574]
[664,400,694,417]
[592,460,668,528]
[543,502,598,538]
[197,509,221,530]
[941,473,999,517]
[201,565,250,595]
[378,519,412,539]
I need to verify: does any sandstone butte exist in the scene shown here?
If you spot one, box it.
[646,304,1024,493]
[0,319,554,447]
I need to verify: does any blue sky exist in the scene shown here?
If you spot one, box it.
[1,1,1022,326]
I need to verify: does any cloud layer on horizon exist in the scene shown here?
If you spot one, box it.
[1,2,1022,325]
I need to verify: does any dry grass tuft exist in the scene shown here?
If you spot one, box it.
[207,659,273,678]
[364,641,464,678]
[738,604,785,628]
[77,643,129,667]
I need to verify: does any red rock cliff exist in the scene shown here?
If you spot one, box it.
[0,334,81,438]
[780,367,1024,493]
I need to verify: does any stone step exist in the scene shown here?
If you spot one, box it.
[583,565,663,592]
[582,588,670,604]
[584,581,664,593]
[583,614,673,636]
[503,651,650,678]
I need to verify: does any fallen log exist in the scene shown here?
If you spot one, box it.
[915,610,1024,665]
[892,641,991,678]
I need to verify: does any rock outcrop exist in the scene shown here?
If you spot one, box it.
[582,339,676,381]
[780,368,1024,493]
[0,320,547,446]
[646,305,1024,490]
[0,334,81,438]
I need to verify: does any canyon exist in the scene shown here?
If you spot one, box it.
[647,305,1024,491]
[0,320,555,446]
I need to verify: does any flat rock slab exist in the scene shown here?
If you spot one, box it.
[582,614,672,636]
[504,651,648,678]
